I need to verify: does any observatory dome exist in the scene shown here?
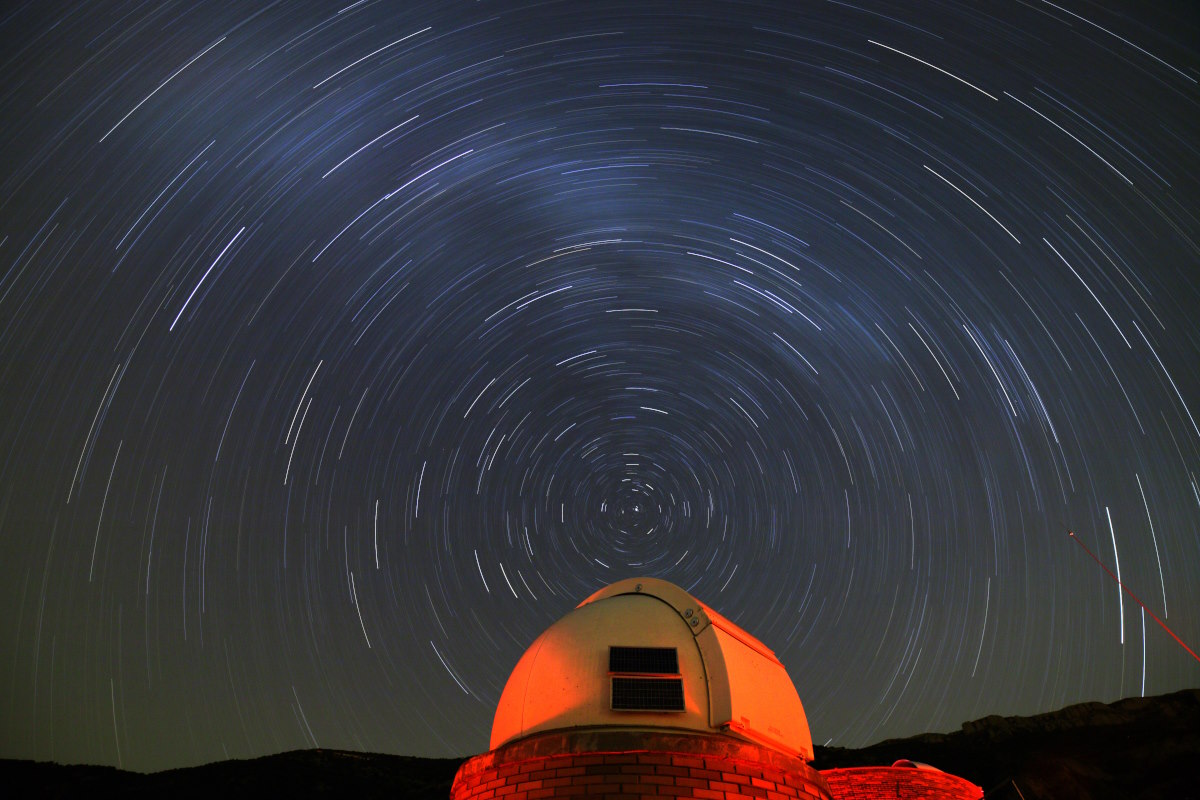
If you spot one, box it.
[490,576,814,760]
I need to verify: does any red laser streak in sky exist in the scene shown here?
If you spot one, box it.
[1069,530,1200,665]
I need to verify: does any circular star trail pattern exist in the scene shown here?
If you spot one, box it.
[1,0,1198,772]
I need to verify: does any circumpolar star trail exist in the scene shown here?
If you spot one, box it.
[0,0,1197,773]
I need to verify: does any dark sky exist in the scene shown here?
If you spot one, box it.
[1,0,1198,774]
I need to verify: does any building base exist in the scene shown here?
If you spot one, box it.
[451,728,834,800]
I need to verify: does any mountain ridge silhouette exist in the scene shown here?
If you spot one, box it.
[8,688,1197,798]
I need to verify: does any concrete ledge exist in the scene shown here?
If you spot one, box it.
[821,766,982,799]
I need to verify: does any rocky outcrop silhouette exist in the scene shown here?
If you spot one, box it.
[813,688,1200,799]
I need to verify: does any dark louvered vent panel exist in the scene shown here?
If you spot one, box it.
[609,646,679,674]
[611,677,685,711]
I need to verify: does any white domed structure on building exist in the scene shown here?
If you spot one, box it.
[491,576,813,758]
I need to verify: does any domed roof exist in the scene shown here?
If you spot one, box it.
[490,577,814,760]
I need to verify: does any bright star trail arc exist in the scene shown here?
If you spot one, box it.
[0,0,1197,773]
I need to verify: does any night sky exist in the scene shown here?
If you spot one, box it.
[1,0,1198,774]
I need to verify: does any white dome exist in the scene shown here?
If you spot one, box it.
[490,577,814,761]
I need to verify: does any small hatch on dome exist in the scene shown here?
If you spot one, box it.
[609,646,685,711]
[611,676,685,711]
[609,646,679,674]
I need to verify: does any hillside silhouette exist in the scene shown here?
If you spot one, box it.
[7,688,1197,799]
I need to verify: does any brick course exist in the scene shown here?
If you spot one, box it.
[451,731,833,800]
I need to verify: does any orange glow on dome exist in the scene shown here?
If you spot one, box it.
[489,577,814,760]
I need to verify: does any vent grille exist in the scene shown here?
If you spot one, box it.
[609,646,679,674]
[611,677,685,711]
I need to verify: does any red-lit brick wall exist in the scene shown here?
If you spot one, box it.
[820,767,982,800]
[451,732,834,800]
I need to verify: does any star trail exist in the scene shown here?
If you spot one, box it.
[1,0,1198,773]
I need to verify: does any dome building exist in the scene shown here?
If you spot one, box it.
[450,577,981,800]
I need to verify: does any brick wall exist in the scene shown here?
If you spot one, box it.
[451,747,833,800]
[820,767,982,800]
